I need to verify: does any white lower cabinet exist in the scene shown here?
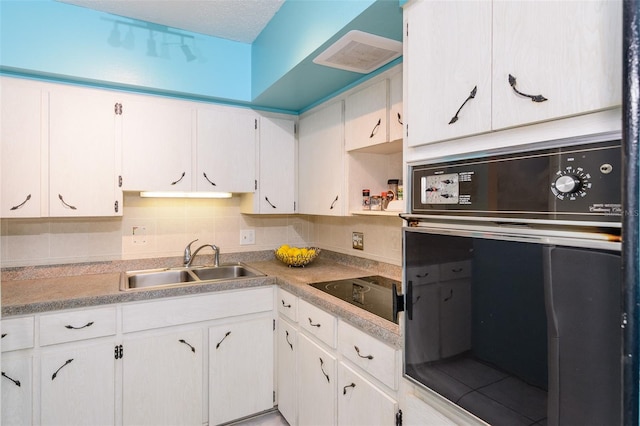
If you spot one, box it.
[122,328,203,426]
[276,317,298,425]
[209,315,274,425]
[298,333,337,426]
[277,287,401,426]
[338,363,398,426]
[1,316,35,425]
[3,286,276,426]
[40,340,116,425]
[1,352,33,425]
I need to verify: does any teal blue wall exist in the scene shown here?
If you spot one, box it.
[251,0,375,99]
[0,0,252,102]
[0,0,403,112]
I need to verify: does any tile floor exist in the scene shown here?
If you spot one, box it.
[229,410,289,426]
[407,357,547,426]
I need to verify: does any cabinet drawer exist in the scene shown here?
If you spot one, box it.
[406,264,439,286]
[440,260,472,282]
[338,321,398,390]
[122,287,274,333]
[277,288,298,323]
[1,316,35,352]
[39,307,116,346]
[298,299,337,348]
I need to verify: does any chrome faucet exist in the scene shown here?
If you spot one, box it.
[183,239,220,267]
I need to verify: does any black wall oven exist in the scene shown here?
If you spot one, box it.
[402,133,624,425]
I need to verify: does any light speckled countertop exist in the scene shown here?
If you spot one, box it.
[1,251,403,347]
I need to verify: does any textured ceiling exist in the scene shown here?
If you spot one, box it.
[58,0,285,43]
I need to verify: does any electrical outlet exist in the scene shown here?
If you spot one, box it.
[132,226,147,244]
[240,229,255,245]
[352,232,364,250]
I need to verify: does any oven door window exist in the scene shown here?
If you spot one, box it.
[403,230,621,426]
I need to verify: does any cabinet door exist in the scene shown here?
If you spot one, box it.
[0,78,44,218]
[277,318,298,426]
[439,280,471,358]
[338,363,398,426]
[1,353,32,425]
[49,87,120,216]
[121,96,192,191]
[122,328,203,426]
[405,0,491,146]
[209,315,274,425]
[492,0,622,130]
[298,333,336,426]
[298,101,344,216]
[257,116,296,213]
[389,70,403,143]
[40,341,115,426]
[196,107,256,193]
[345,80,388,151]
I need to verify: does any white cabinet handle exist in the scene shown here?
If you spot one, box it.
[449,86,477,124]
[51,359,74,380]
[369,118,381,138]
[2,371,21,387]
[178,339,196,353]
[508,74,547,103]
[343,382,356,395]
[10,194,31,210]
[285,330,293,351]
[319,357,330,383]
[170,172,186,186]
[308,317,321,328]
[64,321,94,330]
[354,345,373,360]
[58,194,77,210]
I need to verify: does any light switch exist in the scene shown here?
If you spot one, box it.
[240,229,255,245]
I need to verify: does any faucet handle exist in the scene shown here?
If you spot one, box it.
[183,239,199,265]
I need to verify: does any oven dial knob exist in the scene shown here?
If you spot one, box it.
[554,175,580,194]
[551,167,591,200]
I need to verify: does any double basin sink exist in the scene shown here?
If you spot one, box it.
[120,263,265,291]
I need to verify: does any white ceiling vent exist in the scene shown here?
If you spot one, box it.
[313,30,402,74]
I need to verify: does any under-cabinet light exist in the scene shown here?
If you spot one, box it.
[139,191,232,199]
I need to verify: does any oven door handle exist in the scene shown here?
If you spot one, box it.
[393,282,409,321]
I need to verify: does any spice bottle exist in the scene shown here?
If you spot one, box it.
[362,189,371,210]
[381,192,390,210]
[370,195,382,211]
[387,179,399,200]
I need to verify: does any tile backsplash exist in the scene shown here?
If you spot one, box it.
[1,193,402,268]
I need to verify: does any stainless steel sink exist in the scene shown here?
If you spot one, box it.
[120,263,264,291]
[190,264,258,281]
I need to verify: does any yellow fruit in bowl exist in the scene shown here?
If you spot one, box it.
[275,245,320,267]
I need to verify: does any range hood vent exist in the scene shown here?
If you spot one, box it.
[313,30,402,74]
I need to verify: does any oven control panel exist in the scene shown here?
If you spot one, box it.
[411,139,621,224]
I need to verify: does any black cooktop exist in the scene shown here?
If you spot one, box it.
[309,275,401,323]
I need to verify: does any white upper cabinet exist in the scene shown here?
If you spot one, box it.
[345,79,388,151]
[298,101,345,216]
[49,86,122,217]
[1,78,121,218]
[404,0,621,147]
[345,69,404,152]
[241,115,297,214]
[1,78,45,218]
[405,0,492,146]
[492,0,622,130]
[121,96,193,192]
[389,69,404,143]
[196,107,256,193]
